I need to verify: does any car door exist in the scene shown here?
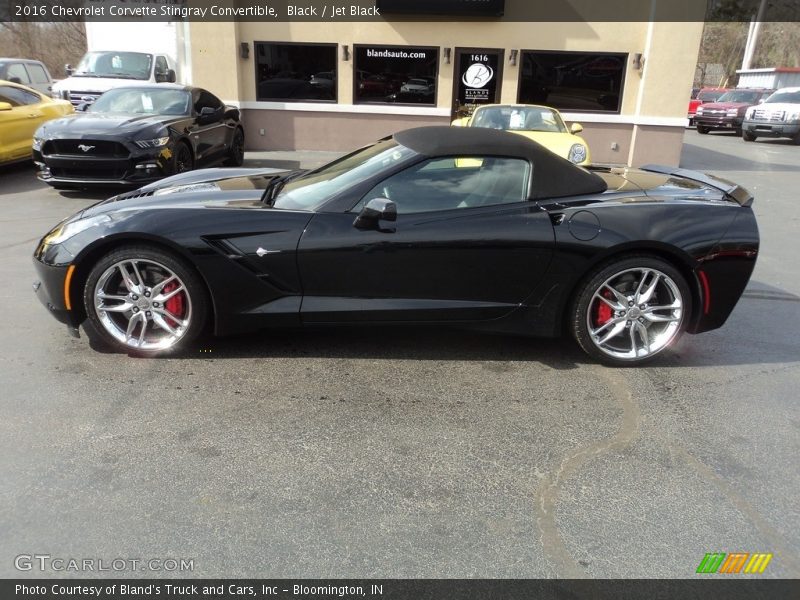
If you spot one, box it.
[0,84,45,162]
[296,156,555,323]
[190,89,228,165]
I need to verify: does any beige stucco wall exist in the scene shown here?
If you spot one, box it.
[188,12,703,166]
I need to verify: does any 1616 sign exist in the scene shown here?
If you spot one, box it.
[457,52,500,105]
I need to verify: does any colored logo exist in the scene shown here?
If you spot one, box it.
[462,63,494,88]
[696,552,773,574]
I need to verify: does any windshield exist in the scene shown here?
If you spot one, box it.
[472,105,566,133]
[698,89,726,102]
[74,51,152,80]
[765,90,800,104]
[88,88,190,115]
[272,139,415,211]
[716,90,762,103]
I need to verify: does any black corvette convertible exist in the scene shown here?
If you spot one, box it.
[33,127,759,365]
[32,84,244,188]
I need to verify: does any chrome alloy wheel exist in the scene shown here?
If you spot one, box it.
[586,267,684,361]
[93,258,192,351]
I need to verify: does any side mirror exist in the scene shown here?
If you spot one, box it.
[8,76,22,85]
[65,64,73,77]
[167,69,176,83]
[570,122,584,134]
[354,198,397,230]
[198,105,218,123]
[758,98,765,104]
[0,102,12,111]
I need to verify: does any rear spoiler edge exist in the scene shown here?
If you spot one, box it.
[640,164,754,207]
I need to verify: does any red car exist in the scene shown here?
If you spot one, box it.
[694,88,774,135]
[687,87,730,125]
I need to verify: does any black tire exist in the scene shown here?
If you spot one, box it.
[173,141,194,173]
[82,245,209,356]
[224,127,245,167]
[734,127,742,136]
[742,131,757,142]
[793,130,800,146]
[570,255,692,367]
[696,125,710,134]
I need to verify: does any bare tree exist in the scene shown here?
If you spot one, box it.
[0,22,87,78]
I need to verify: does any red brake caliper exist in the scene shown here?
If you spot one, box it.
[594,289,614,326]
[162,281,185,327]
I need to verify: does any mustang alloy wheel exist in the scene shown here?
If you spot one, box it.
[571,256,691,366]
[83,246,208,354]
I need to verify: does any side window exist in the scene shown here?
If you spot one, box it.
[6,63,31,84]
[0,85,41,106]
[194,90,223,113]
[27,63,50,84]
[359,156,530,214]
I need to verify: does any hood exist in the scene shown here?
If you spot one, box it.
[697,101,751,111]
[52,76,151,94]
[79,168,291,219]
[35,112,185,140]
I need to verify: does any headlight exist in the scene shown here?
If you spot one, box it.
[32,136,43,151]
[745,108,755,119]
[41,215,111,246]
[695,107,704,114]
[727,109,739,116]
[788,112,800,122]
[135,137,170,149]
[60,90,70,100]
[568,143,587,164]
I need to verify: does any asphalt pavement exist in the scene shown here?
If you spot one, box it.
[0,131,797,578]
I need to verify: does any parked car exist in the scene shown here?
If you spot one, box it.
[0,58,55,95]
[452,104,590,165]
[0,79,73,166]
[694,88,774,135]
[741,87,800,143]
[400,78,434,94]
[687,87,729,125]
[32,84,243,188]
[32,127,758,366]
[52,50,177,108]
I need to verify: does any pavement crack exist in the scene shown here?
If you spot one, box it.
[534,367,640,577]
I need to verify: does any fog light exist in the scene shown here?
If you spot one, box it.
[135,163,159,172]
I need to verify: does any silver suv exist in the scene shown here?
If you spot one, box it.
[0,58,54,95]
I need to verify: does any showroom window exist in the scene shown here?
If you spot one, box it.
[354,45,439,105]
[255,42,337,102]
[518,51,627,113]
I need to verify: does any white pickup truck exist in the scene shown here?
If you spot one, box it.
[742,87,800,143]
[52,50,177,108]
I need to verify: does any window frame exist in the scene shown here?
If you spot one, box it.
[516,49,628,114]
[352,43,440,107]
[6,62,32,85]
[0,84,42,106]
[253,41,339,103]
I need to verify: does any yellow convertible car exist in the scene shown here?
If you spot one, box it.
[0,79,73,166]
[452,104,590,165]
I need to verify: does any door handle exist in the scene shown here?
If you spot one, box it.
[28,113,42,118]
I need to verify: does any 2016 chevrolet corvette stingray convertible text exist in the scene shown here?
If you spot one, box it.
[33,127,759,365]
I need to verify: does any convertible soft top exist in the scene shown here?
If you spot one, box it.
[393,126,608,200]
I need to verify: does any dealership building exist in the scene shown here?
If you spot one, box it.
[186,1,703,166]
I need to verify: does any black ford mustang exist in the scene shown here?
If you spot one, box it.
[33,127,759,365]
[32,84,244,188]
